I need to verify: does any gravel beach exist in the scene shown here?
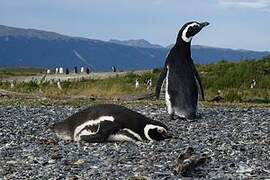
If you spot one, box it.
[0,105,269,179]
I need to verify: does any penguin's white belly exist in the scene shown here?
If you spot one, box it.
[165,65,173,115]
[55,133,73,141]
[164,65,194,118]
[108,134,135,142]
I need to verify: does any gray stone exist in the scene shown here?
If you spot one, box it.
[0,106,269,179]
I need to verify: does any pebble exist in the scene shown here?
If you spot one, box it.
[0,106,269,179]
[48,159,56,164]
[73,159,85,165]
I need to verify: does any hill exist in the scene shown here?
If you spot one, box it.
[0,25,269,71]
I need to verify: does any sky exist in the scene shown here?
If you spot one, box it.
[0,0,270,51]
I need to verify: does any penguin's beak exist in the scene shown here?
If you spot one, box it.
[200,22,210,28]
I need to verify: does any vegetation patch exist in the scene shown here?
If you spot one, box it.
[0,58,269,106]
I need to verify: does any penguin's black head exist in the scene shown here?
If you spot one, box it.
[177,21,209,43]
[144,124,172,141]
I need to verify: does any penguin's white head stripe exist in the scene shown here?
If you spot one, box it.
[74,116,114,141]
[181,22,200,42]
[144,124,167,141]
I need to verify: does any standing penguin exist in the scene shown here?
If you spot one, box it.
[156,21,209,120]
[50,104,171,143]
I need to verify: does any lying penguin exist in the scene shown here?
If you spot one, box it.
[50,104,172,143]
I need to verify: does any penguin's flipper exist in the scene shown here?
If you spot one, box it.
[80,121,119,143]
[155,66,167,99]
[191,60,205,101]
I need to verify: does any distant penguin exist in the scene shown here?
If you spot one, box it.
[50,104,172,143]
[112,66,116,72]
[59,67,64,74]
[55,68,59,74]
[86,68,90,74]
[80,67,84,73]
[156,21,209,120]
[65,68,69,75]
[147,78,152,90]
[10,81,15,88]
[135,79,140,89]
[57,81,62,90]
[211,90,223,103]
[74,66,78,74]
[250,79,256,89]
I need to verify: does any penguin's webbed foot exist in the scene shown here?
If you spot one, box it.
[170,114,176,120]
[178,117,188,121]
[170,114,188,121]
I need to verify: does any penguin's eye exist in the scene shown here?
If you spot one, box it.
[193,26,199,31]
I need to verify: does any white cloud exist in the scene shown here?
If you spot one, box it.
[219,0,270,10]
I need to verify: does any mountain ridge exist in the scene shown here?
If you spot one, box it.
[0,24,269,71]
[109,39,164,49]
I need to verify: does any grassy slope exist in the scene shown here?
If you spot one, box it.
[0,58,269,106]
[199,58,270,103]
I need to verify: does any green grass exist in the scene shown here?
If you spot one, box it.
[0,58,269,106]
[198,58,270,103]
[199,59,270,89]
[0,71,159,98]
[0,67,43,77]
